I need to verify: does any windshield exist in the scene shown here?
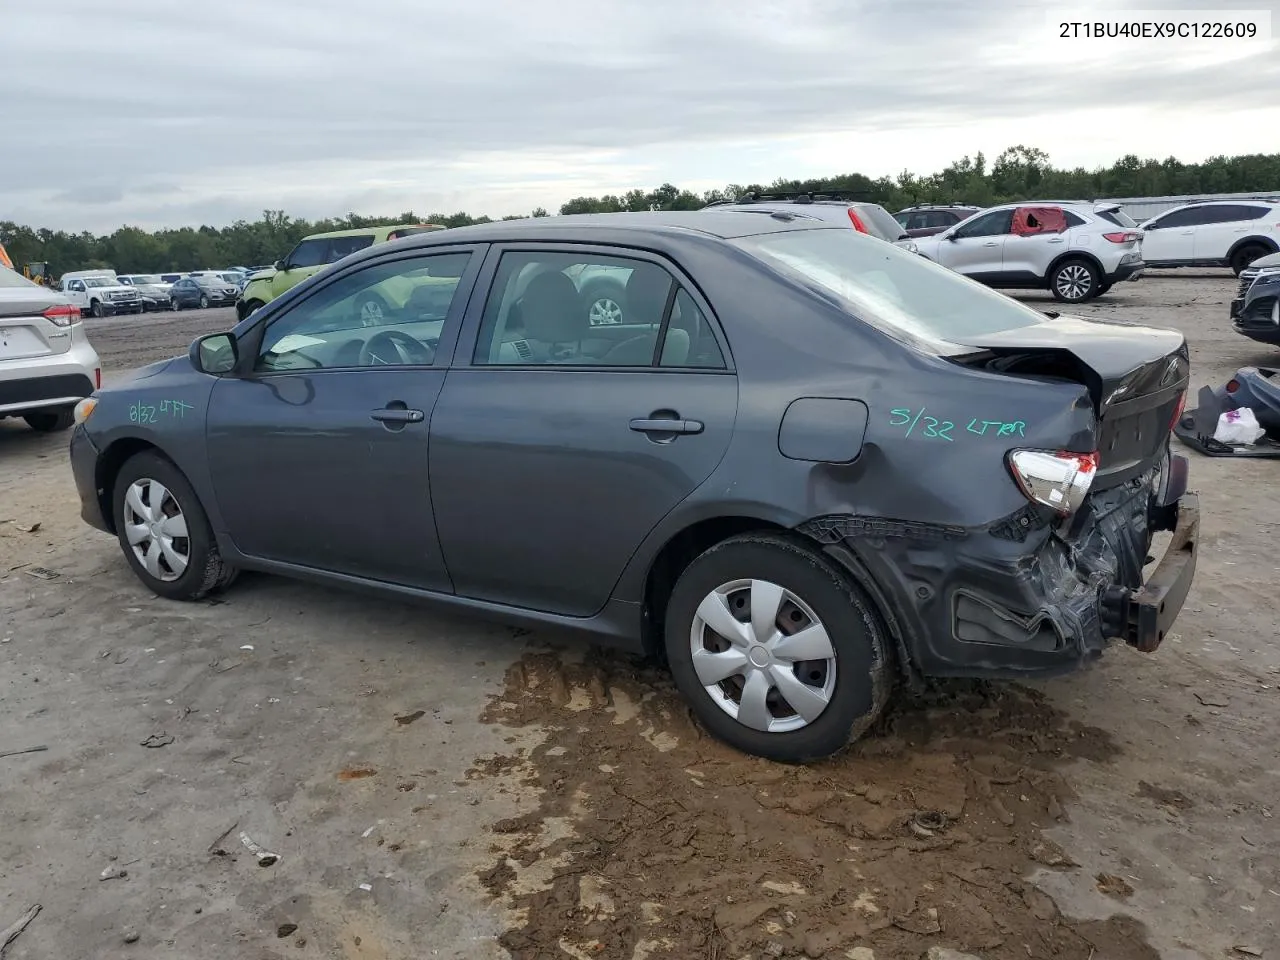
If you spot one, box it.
[1096,208,1138,228]
[135,274,164,284]
[733,228,1047,346]
[853,203,910,241]
[84,277,116,287]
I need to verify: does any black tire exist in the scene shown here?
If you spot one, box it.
[1050,258,1101,303]
[170,297,181,311]
[237,298,264,322]
[90,299,103,318]
[23,408,75,432]
[664,533,892,762]
[111,451,238,601]
[1231,244,1270,276]
[1096,282,1113,296]
[198,294,210,309]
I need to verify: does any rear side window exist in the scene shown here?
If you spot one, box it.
[734,228,1048,345]
[1062,211,1087,227]
[326,235,376,262]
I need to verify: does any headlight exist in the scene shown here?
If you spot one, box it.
[1253,266,1280,279]
[74,397,98,425]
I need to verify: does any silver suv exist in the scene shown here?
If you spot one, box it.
[0,264,101,432]
[912,201,1144,303]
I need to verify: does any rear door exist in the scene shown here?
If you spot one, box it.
[1193,204,1271,261]
[428,244,738,617]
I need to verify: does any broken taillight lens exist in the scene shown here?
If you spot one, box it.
[1102,231,1141,243]
[1007,449,1098,516]
[1225,379,1240,394]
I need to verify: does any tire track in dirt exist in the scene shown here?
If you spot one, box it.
[468,646,1158,960]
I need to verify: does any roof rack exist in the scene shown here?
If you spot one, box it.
[730,190,872,204]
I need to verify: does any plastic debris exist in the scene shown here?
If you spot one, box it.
[0,904,41,954]
[358,883,373,892]
[139,733,174,749]
[239,644,255,651]
[99,865,128,881]
[1215,407,1266,445]
[238,831,279,867]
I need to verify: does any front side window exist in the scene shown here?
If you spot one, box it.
[255,252,472,372]
[954,209,1013,239]
[735,228,1050,345]
[287,238,329,269]
[325,235,377,262]
[472,251,721,369]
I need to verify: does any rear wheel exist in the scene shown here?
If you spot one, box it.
[664,533,892,762]
[1231,243,1270,276]
[170,297,180,311]
[198,294,210,309]
[356,292,390,326]
[582,280,626,326]
[1050,258,1100,303]
[112,451,238,601]
[23,408,74,433]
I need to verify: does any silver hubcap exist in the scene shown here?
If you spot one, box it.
[588,297,623,325]
[690,579,837,733]
[1056,264,1092,300]
[123,479,190,582]
[359,299,385,326]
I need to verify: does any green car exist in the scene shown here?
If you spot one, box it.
[236,223,444,321]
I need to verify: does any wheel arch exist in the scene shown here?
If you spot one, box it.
[1047,249,1105,280]
[93,437,173,534]
[1228,235,1279,260]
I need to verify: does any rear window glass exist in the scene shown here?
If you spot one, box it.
[852,204,909,241]
[0,265,38,289]
[1096,208,1138,228]
[734,228,1046,346]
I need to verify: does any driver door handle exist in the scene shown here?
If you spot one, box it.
[630,417,703,435]
[370,408,424,424]
[982,241,998,247]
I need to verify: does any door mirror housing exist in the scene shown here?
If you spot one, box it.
[274,259,287,272]
[191,333,238,375]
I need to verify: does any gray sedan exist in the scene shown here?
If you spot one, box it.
[68,212,1198,761]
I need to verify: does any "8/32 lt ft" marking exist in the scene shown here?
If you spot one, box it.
[889,407,1027,442]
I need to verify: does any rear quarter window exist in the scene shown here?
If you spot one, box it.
[1097,209,1139,228]
[734,228,1048,346]
[852,204,909,241]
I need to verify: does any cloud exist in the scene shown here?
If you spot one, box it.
[3,0,1277,231]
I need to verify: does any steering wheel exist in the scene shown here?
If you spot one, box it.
[358,330,434,366]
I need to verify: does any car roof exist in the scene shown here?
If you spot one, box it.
[303,223,441,240]
[385,211,845,246]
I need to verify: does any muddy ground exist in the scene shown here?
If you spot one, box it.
[1,278,1278,960]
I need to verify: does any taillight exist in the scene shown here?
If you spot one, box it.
[94,368,102,389]
[1169,391,1186,430]
[1007,449,1098,516]
[847,209,867,233]
[43,304,81,327]
[1102,231,1141,243]
[1226,379,1240,394]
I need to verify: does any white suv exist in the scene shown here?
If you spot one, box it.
[0,264,101,433]
[912,201,1144,303]
[1137,199,1280,275]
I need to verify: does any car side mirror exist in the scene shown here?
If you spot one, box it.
[946,233,958,241]
[191,333,238,375]
[274,259,287,272]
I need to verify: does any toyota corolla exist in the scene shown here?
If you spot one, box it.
[68,212,1198,761]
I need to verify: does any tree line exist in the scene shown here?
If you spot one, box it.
[4,145,1279,278]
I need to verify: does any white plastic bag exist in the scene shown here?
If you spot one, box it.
[1213,406,1266,445]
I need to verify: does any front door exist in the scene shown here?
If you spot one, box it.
[430,245,738,617]
[205,247,482,590]
[934,209,1013,281]
[1139,208,1199,263]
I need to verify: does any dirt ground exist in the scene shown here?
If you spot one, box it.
[2,278,1278,960]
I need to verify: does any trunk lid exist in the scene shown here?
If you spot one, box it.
[0,288,76,360]
[947,314,1188,488]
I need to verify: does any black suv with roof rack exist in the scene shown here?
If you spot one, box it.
[894,204,984,238]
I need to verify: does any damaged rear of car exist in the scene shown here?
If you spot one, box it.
[735,228,1197,682]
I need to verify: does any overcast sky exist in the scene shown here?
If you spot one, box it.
[5,0,1278,232]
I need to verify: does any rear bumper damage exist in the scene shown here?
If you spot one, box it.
[799,458,1199,679]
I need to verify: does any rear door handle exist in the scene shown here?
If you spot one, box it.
[1047,237,1065,243]
[982,241,998,247]
[370,408,424,424]
[630,417,703,435]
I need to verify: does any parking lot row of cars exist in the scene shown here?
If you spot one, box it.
[50,266,269,317]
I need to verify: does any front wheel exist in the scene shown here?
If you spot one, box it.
[236,298,264,322]
[355,292,390,326]
[90,300,104,318]
[198,294,209,309]
[664,533,892,762]
[1050,258,1100,303]
[170,297,180,311]
[112,451,238,601]
[23,408,75,432]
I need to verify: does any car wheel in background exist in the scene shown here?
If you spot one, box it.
[582,280,626,326]
[170,297,181,311]
[1231,243,1270,277]
[663,533,892,762]
[90,300,103,318]
[111,451,238,601]
[237,298,264,322]
[23,408,75,433]
[356,292,390,326]
[198,294,209,309]
[1050,258,1100,303]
